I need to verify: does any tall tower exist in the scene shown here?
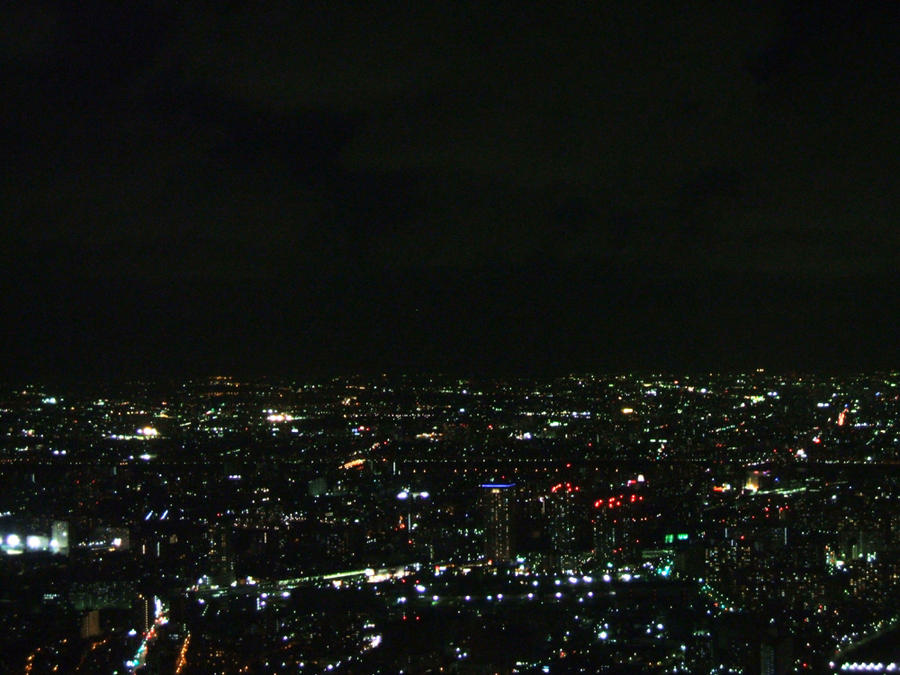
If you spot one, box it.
[207,523,235,585]
[481,483,514,563]
[548,482,580,570]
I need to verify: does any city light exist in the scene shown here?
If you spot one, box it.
[4,371,899,672]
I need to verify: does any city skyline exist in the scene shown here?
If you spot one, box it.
[2,370,899,670]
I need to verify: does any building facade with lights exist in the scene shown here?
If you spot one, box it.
[481,483,514,563]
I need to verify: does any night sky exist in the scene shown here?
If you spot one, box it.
[2,2,898,383]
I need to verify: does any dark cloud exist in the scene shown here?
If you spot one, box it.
[1,1,897,380]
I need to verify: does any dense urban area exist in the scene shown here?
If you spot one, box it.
[2,371,899,673]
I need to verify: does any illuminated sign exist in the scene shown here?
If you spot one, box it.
[664,533,689,544]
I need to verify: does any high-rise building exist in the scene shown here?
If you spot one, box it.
[548,482,580,569]
[593,493,643,561]
[136,594,152,634]
[481,483,514,563]
[207,523,235,585]
[80,610,101,639]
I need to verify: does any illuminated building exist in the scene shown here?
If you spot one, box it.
[81,610,101,639]
[481,483,514,563]
[86,526,129,551]
[396,489,430,553]
[593,493,643,561]
[548,482,580,569]
[207,523,235,585]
